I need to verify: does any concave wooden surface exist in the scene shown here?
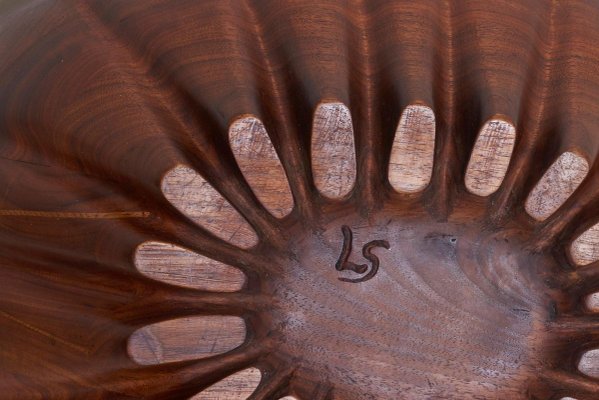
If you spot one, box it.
[3,1,599,399]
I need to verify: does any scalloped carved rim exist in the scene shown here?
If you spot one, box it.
[388,104,436,193]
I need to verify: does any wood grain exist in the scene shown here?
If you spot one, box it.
[388,104,436,193]
[525,152,589,221]
[465,119,516,196]
[3,1,599,399]
[311,102,356,199]
[162,165,258,248]
[127,316,246,365]
[570,223,599,266]
[578,349,599,378]
[189,368,261,400]
[135,241,246,291]
[229,116,294,218]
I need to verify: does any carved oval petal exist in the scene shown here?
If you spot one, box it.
[135,241,245,291]
[578,349,599,378]
[162,165,258,248]
[585,293,599,312]
[229,116,294,218]
[465,118,516,196]
[189,368,261,399]
[311,102,356,199]
[388,104,435,193]
[571,222,599,266]
[525,152,589,221]
[127,316,246,365]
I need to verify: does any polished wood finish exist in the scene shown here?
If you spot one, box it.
[3,1,599,399]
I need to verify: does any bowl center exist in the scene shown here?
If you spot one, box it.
[270,211,553,399]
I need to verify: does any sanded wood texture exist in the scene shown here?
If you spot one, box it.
[585,293,599,312]
[525,152,589,221]
[135,241,246,291]
[127,316,246,365]
[311,102,356,199]
[162,165,258,248]
[464,119,516,196]
[578,350,599,379]
[4,1,599,399]
[189,368,261,400]
[229,116,294,218]
[570,223,599,266]
[388,104,436,193]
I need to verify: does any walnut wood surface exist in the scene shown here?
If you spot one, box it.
[3,1,599,399]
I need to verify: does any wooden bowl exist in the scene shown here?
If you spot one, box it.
[2,1,599,399]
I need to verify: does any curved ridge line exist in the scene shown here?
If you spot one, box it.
[491,0,560,224]
[241,0,316,222]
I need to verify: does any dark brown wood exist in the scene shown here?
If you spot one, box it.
[2,1,599,399]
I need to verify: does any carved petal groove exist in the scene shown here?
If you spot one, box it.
[465,118,516,196]
[525,152,589,221]
[127,316,246,365]
[135,241,246,291]
[388,104,436,193]
[162,165,258,248]
[311,102,356,199]
[229,116,294,218]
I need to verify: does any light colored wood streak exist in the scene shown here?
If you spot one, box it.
[162,165,258,248]
[127,316,246,365]
[465,119,516,196]
[135,241,246,291]
[229,116,294,218]
[189,368,261,400]
[571,223,599,266]
[189,368,262,400]
[278,397,298,399]
[585,293,599,311]
[0,210,149,218]
[311,102,356,199]
[388,104,435,193]
[525,152,589,221]
[578,349,599,378]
